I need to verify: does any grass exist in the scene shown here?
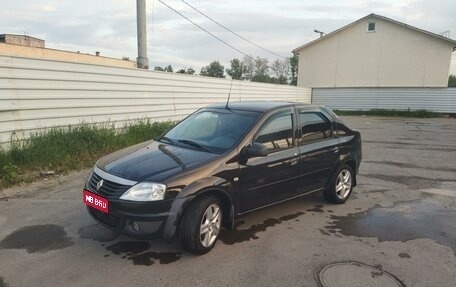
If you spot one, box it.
[0,120,175,189]
[333,109,445,118]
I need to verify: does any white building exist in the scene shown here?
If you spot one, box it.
[450,53,456,76]
[292,14,456,88]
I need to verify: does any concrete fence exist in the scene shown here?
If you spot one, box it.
[0,55,311,145]
[312,87,456,113]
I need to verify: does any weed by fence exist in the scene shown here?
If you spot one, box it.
[0,120,175,189]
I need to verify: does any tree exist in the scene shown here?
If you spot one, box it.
[177,67,196,75]
[251,57,272,83]
[200,61,225,78]
[449,75,456,87]
[154,65,173,72]
[186,67,195,75]
[226,58,244,80]
[253,57,269,78]
[241,56,254,80]
[289,55,298,86]
[270,59,290,85]
[164,65,173,73]
[252,74,274,83]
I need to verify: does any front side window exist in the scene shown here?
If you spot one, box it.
[163,110,259,153]
[255,112,294,152]
[298,112,332,145]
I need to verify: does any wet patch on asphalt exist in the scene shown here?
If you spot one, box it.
[219,211,305,245]
[78,224,119,242]
[128,251,182,266]
[307,204,324,213]
[307,207,324,213]
[0,277,9,287]
[325,199,456,254]
[279,211,306,220]
[367,189,389,193]
[105,241,182,266]
[106,241,151,255]
[398,252,411,258]
[319,229,331,236]
[0,224,74,253]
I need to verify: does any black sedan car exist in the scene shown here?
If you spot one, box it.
[83,101,361,254]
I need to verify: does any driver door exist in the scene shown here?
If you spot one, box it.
[239,109,300,212]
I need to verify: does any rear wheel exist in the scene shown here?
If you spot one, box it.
[179,196,222,254]
[324,165,354,204]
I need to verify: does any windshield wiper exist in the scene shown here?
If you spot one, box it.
[178,139,212,153]
[158,136,177,146]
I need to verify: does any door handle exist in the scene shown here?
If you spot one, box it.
[331,147,340,153]
[286,158,299,166]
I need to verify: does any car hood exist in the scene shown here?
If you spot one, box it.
[96,140,219,182]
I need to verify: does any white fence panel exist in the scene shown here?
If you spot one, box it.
[312,88,456,113]
[0,56,311,145]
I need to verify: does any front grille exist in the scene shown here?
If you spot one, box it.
[88,207,120,227]
[88,171,131,196]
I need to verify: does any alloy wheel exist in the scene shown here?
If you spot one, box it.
[335,169,352,199]
[199,203,221,248]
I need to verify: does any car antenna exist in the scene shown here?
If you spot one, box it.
[225,79,234,110]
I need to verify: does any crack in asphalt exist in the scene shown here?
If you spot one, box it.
[363,160,456,173]
[360,173,456,187]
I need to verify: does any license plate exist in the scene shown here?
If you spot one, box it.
[83,189,109,213]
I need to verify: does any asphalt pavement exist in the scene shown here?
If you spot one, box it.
[0,116,455,287]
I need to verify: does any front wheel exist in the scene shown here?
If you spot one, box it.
[324,165,354,204]
[179,196,222,254]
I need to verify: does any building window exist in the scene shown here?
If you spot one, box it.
[367,22,376,32]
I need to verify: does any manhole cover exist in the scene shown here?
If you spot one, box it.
[318,261,405,287]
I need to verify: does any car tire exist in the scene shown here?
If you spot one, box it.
[179,195,222,255]
[324,164,354,204]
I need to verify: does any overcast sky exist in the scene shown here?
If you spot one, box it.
[1,0,455,71]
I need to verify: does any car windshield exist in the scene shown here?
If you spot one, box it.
[161,109,259,153]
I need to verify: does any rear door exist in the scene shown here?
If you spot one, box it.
[294,108,340,193]
[239,108,300,212]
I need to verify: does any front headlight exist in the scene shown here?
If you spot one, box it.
[120,182,167,201]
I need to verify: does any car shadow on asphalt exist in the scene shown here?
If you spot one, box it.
[75,191,333,265]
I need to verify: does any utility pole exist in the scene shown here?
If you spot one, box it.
[137,0,149,69]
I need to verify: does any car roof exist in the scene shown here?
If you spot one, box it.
[207,101,320,113]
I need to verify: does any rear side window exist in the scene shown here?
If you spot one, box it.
[255,112,293,152]
[298,112,332,144]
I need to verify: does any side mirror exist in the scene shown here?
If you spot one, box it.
[244,142,269,157]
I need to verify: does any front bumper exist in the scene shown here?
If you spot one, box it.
[85,190,174,239]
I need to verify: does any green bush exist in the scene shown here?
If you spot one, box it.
[449,75,456,87]
[0,120,175,189]
[333,109,440,118]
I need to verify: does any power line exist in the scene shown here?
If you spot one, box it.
[158,0,254,60]
[181,0,287,59]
